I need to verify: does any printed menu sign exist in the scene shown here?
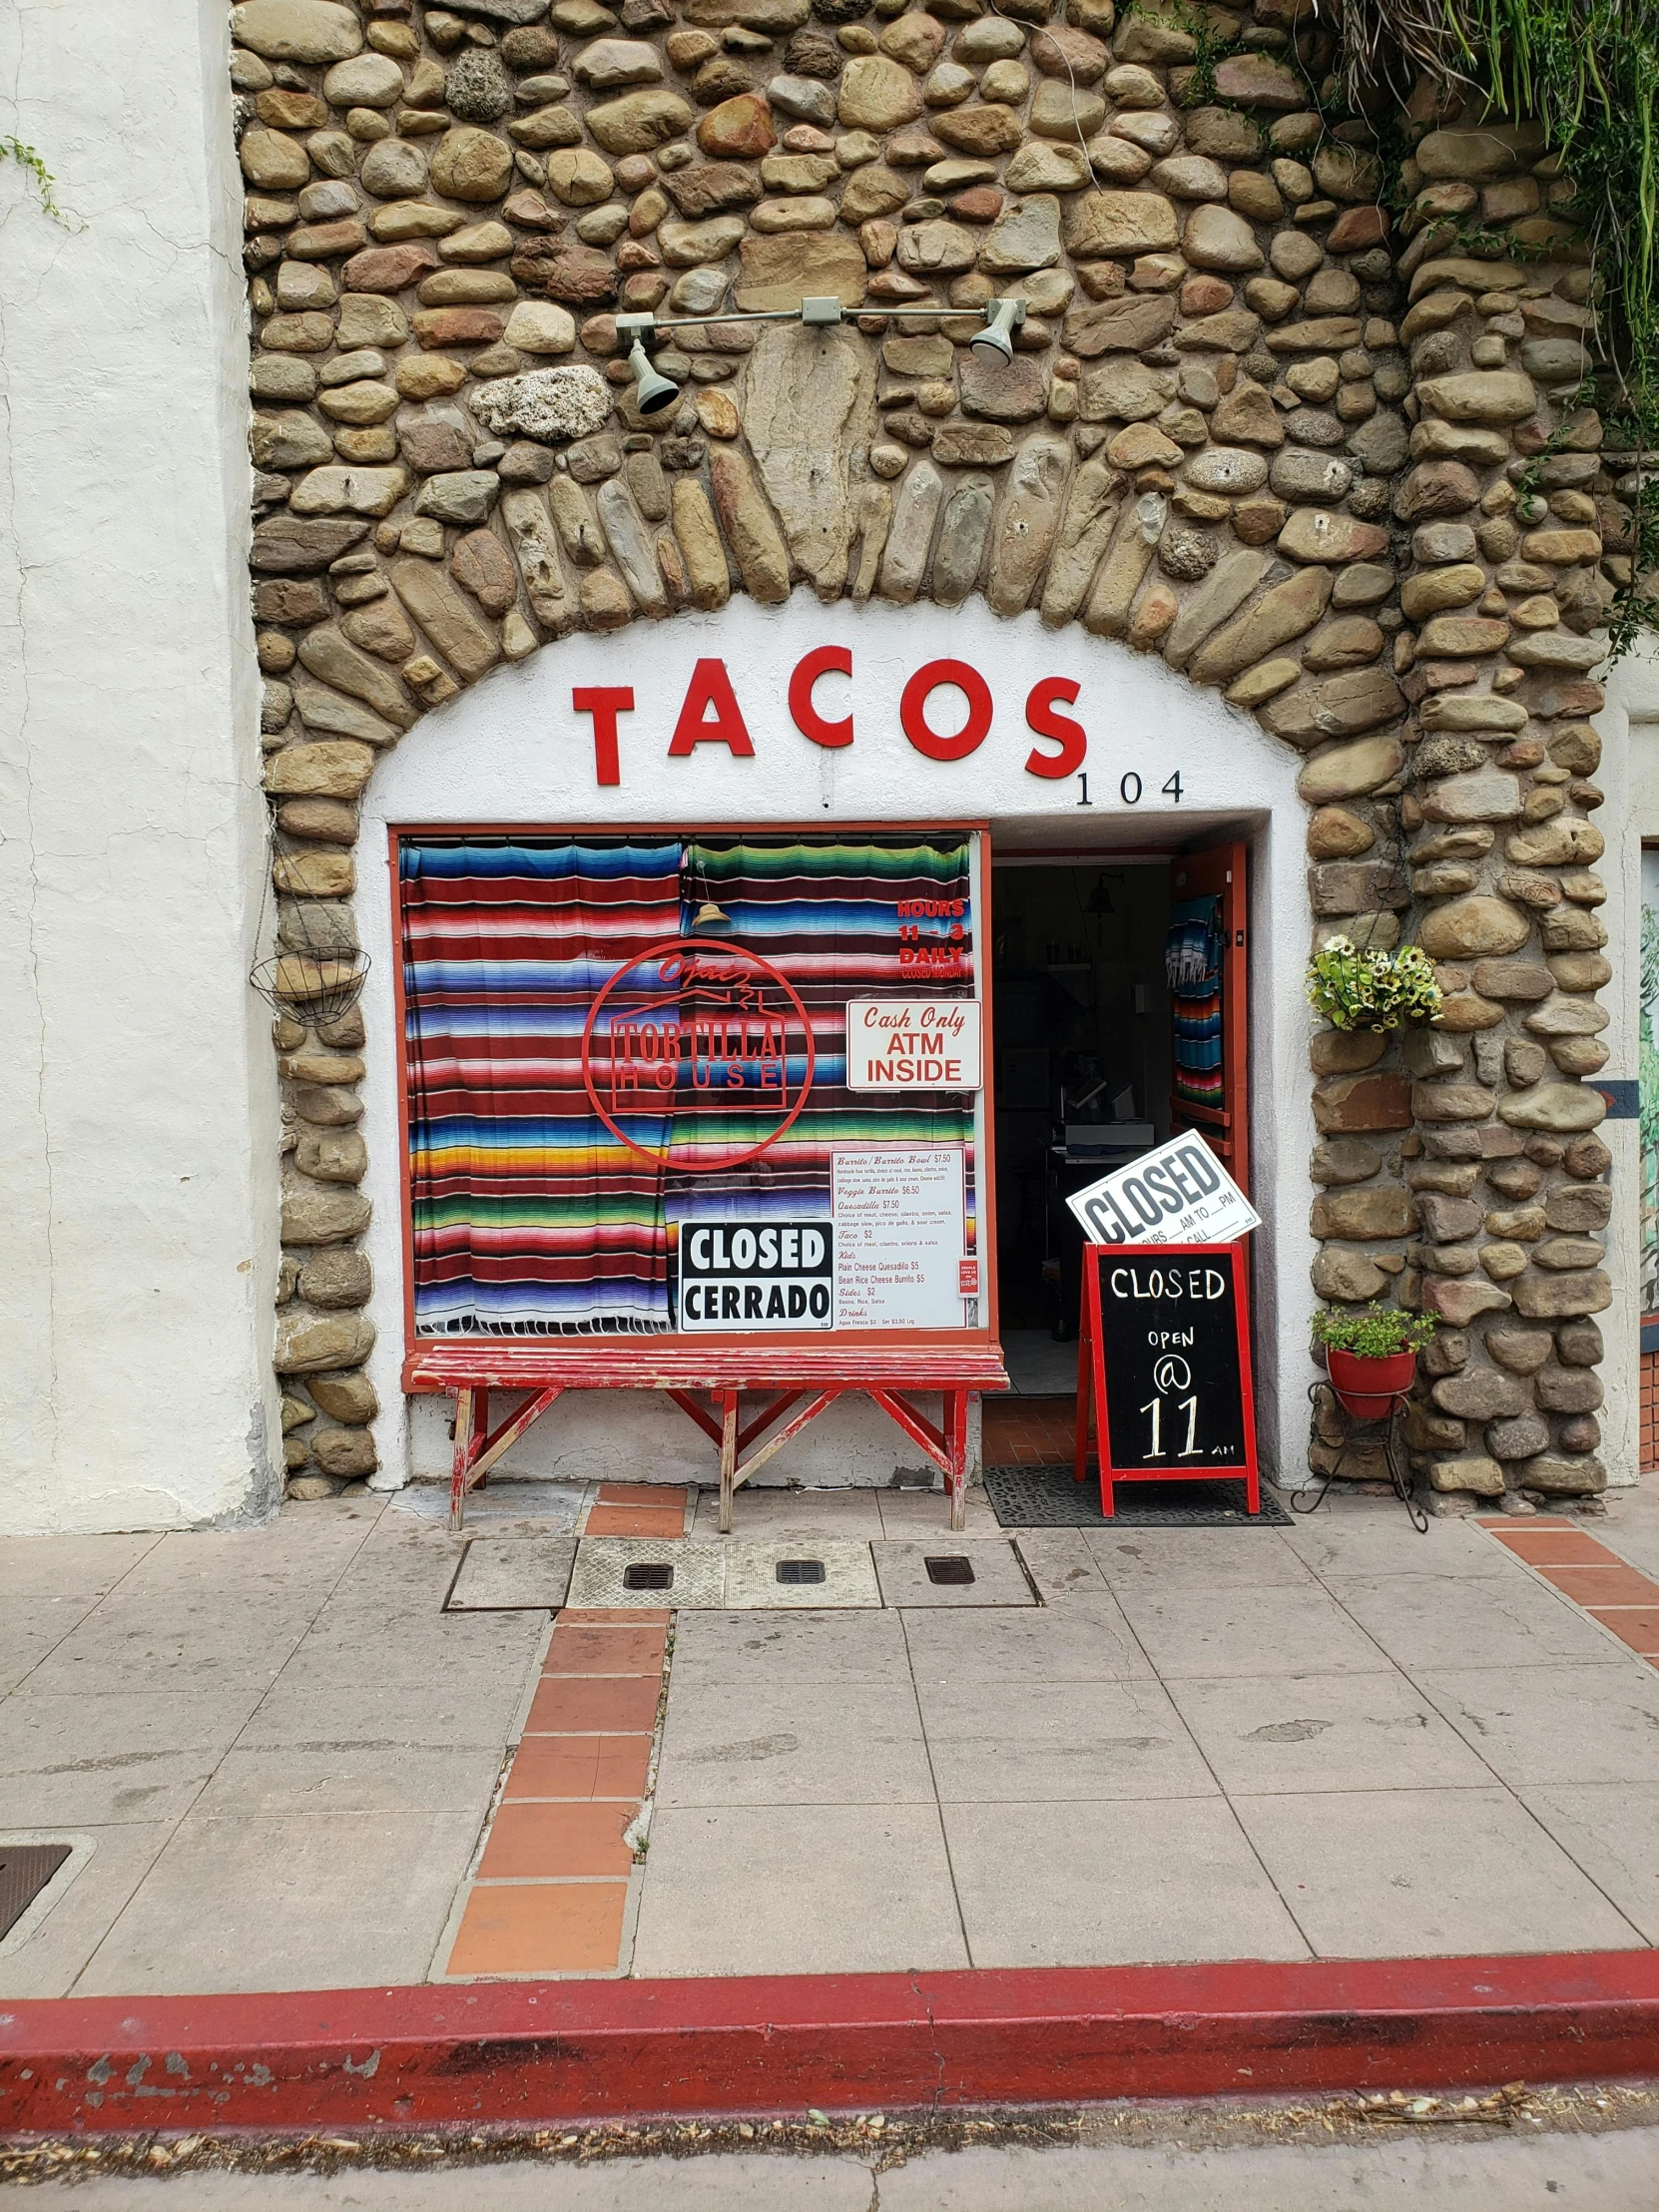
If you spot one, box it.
[831,1147,967,1329]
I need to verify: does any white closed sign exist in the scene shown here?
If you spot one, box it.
[844,1000,982,1090]
[1066,1131,1261,1248]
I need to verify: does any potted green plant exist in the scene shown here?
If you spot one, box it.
[1306,937,1443,1033]
[1311,1304,1438,1421]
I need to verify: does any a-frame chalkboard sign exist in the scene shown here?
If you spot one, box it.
[1073,1242,1259,1517]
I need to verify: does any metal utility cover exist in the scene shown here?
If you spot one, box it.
[0,1843,72,1942]
[870,1539,1037,1608]
[447,1535,576,1611]
[722,1541,880,1611]
[567,1537,729,1611]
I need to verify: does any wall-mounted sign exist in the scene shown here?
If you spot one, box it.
[844,999,982,1091]
[832,1147,968,1330]
[1066,1131,1260,1248]
[677,1221,833,1332]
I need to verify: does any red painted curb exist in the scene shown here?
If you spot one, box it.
[4,1953,1659,2133]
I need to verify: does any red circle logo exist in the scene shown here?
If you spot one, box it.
[581,938,817,1175]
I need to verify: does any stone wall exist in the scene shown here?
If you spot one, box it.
[235,0,1617,1507]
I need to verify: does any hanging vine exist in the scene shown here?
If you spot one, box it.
[1318,0,1659,650]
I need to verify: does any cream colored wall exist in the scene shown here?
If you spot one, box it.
[1605,640,1659,1484]
[0,0,282,1531]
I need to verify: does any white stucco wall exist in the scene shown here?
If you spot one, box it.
[356,594,1319,1491]
[1605,640,1659,1484]
[0,0,282,1532]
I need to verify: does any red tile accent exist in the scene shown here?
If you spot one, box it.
[583,1505,688,1538]
[544,1622,667,1675]
[1540,1565,1659,1609]
[504,1732,654,1804]
[1590,1607,1659,1656]
[982,1397,1076,1466]
[446,1883,629,1977]
[478,1803,636,1882]
[1643,1352,1659,1473]
[597,1483,688,1508]
[1489,1529,1624,1568]
[525,1674,662,1736]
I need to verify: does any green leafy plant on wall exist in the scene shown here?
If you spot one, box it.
[0,135,72,227]
[1307,937,1444,1032]
[1311,1303,1439,1356]
[1321,0,1659,652]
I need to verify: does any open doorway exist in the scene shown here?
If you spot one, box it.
[987,844,1250,1440]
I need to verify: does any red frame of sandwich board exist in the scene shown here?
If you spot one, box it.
[1073,1241,1260,1518]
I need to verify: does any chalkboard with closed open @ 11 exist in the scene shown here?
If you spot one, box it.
[1073,1243,1259,1517]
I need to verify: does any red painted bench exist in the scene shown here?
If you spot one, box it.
[402,1342,1010,1534]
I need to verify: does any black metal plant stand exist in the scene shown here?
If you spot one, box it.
[1295,1381,1428,1535]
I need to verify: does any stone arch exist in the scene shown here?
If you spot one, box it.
[252,0,1616,1508]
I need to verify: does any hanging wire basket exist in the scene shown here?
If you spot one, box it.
[250,894,370,1025]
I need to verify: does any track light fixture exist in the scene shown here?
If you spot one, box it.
[970,296,1027,365]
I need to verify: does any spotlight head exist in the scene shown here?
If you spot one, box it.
[627,336,680,414]
[970,295,1026,365]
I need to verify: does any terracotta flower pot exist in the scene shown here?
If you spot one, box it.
[1326,1347,1416,1422]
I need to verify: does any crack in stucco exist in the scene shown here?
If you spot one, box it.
[0,96,64,1477]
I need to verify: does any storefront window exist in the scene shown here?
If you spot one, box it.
[398,831,984,1341]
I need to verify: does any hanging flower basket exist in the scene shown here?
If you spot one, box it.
[1306,937,1442,1033]
[250,891,370,1025]
[1312,1304,1437,1422]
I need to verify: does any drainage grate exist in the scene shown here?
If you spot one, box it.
[775,1558,827,1586]
[623,1561,675,1591]
[0,1844,71,1942]
[924,1555,976,1586]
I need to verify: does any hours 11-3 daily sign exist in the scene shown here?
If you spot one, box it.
[1065,1131,1261,1248]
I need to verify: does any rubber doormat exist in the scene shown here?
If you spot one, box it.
[983,1466,1293,1527]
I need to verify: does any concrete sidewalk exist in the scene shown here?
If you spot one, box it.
[5,1480,1659,1996]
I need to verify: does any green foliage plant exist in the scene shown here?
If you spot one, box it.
[1322,0,1659,653]
[1312,1303,1438,1358]
[1306,937,1443,1033]
[0,136,72,226]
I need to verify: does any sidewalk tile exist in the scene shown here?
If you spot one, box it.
[0,1823,174,2002]
[631,1804,968,1977]
[240,1672,528,1751]
[188,1744,504,1820]
[74,1809,485,1993]
[0,1533,158,1599]
[943,1799,1309,1967]
[478,1801,636,1881]
[690,1486,885,1539]
[504,1733,653,1802]
[1233,1787,1642,1957]
[0,1687,262,1826]
[1519,1781,1659,1943]
[525,1673,662,1735]
[1086,1528,1317,1593]
[918,1675,1216,1804]
[1415,1662,1659,1787]
[1323,1572,1616,1672]
[667,1608,910,1685]
[446,1881,629,1976]
[1286,1513,1512,1581]
[1164,1669,1492,1796]
[655,1678,932,1809]
[902,1601,1151,1685]
[1111,1579,1384,1679]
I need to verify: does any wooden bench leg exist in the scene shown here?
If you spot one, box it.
[449,1386,475,1534]
[947,1388,967,1532]
[718,1387,739,1535]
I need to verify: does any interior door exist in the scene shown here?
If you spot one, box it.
[1167,841,1249,1194]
